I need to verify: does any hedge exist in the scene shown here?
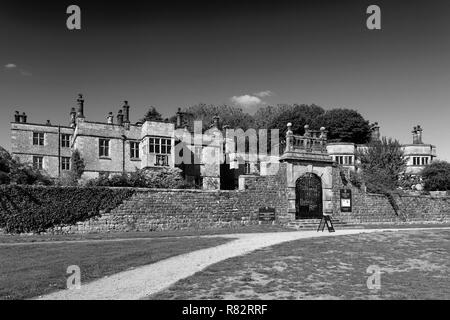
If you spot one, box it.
[0,185,135,234]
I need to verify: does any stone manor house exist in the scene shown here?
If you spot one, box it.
[11,95,437,194]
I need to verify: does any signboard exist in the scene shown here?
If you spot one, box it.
[317,215,335,232]
[258,207,275,222]
[340,189,352,212]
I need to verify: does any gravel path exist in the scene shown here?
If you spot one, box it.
[35,227,450,300]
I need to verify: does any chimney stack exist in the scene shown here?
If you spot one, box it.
[107,112,114,124]
[14,111,20,123]
[46,120,51,126]
[213,115,220,128]
[22,112,27,123]
[176,108,183,128]
[70,107,77,127]
[76,94,85,118]
[122,101,130,129]
[416,125,423,144]
[117,109,124,126]
[412,126,420,144]
[371,122,380,141]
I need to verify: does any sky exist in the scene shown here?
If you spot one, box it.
[1,0,449,160]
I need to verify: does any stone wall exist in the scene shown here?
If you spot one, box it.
[50,164,288,234]
[332,168,450,224]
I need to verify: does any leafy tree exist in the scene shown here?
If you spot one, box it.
[421,161,450,191]
[140,106,163,122]
[177,103,255,131]
[71,149,85,179]
[311,108,371,144]
[356,137,407,193]
[0,146,52,185]
[254,104,325,136]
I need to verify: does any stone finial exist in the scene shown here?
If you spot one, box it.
[213,115,220,128]
[46,120,51,125]
[106,112,114,124]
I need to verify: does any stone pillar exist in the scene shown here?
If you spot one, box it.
[285,122,293,152]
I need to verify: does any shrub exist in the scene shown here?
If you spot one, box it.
[85,167,189,189]
[421,161,450,191]
[0,185,135,233]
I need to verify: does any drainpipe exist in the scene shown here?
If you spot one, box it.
[58,125,61,177]
[122,135,126,173]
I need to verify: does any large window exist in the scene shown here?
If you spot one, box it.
[33,132,44,146]
[61,157,70,171]
[413,157,420,166]
[61,134,71,148]
[149,138,171,154]
[33,156,43,170]
[334,155,353,165]
[99,139,110,157]
[130,142,140,159]
[421,157,429,165]
[155,154,169,166]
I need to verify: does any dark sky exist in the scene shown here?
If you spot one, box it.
[1,0,449,160]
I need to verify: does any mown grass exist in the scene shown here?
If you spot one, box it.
[0,224,288,244]
[0,236,232,300]
[152,229,450,300]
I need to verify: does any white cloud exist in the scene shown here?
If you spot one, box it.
[4,63,17,69]
[254,90,274,98]
[230,94,263,109]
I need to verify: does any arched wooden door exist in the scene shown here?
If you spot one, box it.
[295,173,323,219]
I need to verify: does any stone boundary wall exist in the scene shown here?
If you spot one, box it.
[332,168,450,224]
[50,165,288,234]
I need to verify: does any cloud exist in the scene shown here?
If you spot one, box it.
[230,94,263,109]
[4,63,32,76]
[253,90,274,98]
[4,63,17,69]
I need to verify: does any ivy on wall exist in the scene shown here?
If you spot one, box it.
[0,185,135,233]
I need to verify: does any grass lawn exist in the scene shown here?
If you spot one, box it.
[0,236,232,300]
[152,229,450,300]
[0,224,288,244]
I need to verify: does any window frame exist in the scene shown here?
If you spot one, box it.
[61,157,71,171]
[149,137,172,155]
[33,156,43,170]
[33,132,45,146]
[130,141,140,159]
[99,139,110,158]
[61,134,71,148]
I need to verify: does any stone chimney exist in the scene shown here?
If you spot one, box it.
[416,125,423,144]
[46,120,51,126]
[76,94,85,118]
[22,112,27,123]
[176,108,183,128]
[371,122,380,141]
[122,101,130,129]
[70,107,77,127]
[14,111,20,123]
[412,125,421,144]
[117,109,124,126]
[106,112,114,124]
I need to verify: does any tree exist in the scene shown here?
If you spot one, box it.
[421,161,450,191]
[255,104,324,135]
[177,103,255,131]
[140,106,163,122]
[356,137,407,193]
[311,108,372,144]
[71,149,85,179]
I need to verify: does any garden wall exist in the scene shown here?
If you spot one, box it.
[332,168,450,224]
[48,165,289,234]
